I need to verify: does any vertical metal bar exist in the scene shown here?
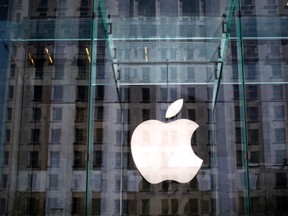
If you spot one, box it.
[235,0,251,215]
[85,0,98,215]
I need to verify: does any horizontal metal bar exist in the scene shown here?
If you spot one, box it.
[113,61,222,65]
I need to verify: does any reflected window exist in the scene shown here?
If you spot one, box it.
[121,88,130,102]
[95,106,104,121]
[124,130,130,146]
[275,150,286,164]
[8,86,14,100]
[123,109,130,124]
[32,107,41,122]
[95,128,103,144]
[95,86,104,100]
[73,151,83,167]
[247,85,258,100]
[207,109,212,123]
[187,87,195,101]
[5,129,11,143]
[184,199,198,213]
[35,60,44,79]
[249,151,259,163]
[276,196,288,211]
[53,86,63,101]
[188,109,196,121]
[76,107,86,122]
[161,199,169,214]
[33,86,42,101]
[189,177,198,190]
[275,173,287,188]
[170,67,177,81]
[77,86,88,101]
[54,62,64,79]
[187,47,193,60]
[93,151,102,168]
[207,87,213,101]
[77,59,88,79]
[187,67,195,81]
[1,174,8,189]
[246,64,257,79]
[267,0,276,4]
[247,107,258,121]
[75,128,85,143]
[92,198,101,215]
[3,151,9,166]
[10,64,16,78]
[274,128,285,143]
[142,199,150,214]
[28,174,37,189]
[160,67,166,82]
[271,65,282,77]
[237,150,243,166]
[160,88,168,102]
[29,151,39,167]
[48,198,60,210]
[96,62,105,79]
[171,199,178,214]
[122,68,130,81]
[72,197,82,214]
[81,0,88,7]
[142,109,150,121]
[248,129,259,144]
[50,151,60,167]
[233,85,240,99]
[160,0,177,16]
[0,199,6,215]
[49,174,59,189]
[51,129,61,143]
[123,200,136,214]
[234,106,240,121]
[236,128,242,143]
[142,88,150,102]
[182,0,199,15]
[138,0,155,16]
[273,85,284,100]
[116,109,122,123]
[274,105,285,120]
[31,129,40,143]
[170,48,177,60]
[52,107,62,121]
[6,108,12,122]
[142,68,150,81]
[251,197,261,213]
[170,88,177,101]
[161,48,168,60]
[115,153,121,169]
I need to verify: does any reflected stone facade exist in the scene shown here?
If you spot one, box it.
[0,0,288,215]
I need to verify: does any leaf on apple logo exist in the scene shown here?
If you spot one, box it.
[165,99,184,119]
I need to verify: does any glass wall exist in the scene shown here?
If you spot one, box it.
[0,0,288,215]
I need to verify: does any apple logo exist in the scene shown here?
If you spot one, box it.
[131,99,203,184]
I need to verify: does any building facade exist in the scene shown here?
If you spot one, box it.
[0,0,288,215]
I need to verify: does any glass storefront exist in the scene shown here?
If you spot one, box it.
[0,0,288,215]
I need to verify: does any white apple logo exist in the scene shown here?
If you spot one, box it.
[131,99,203,184]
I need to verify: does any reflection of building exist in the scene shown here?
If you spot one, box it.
[0,0,288,215]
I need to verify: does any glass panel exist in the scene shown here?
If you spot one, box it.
[1,0,288,215]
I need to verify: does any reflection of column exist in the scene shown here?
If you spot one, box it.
[7,42,27,213]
